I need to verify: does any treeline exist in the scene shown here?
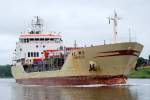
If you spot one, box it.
[0,65,13,78]
[135,55,150,70]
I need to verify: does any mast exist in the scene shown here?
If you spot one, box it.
[108,10,122,43]
[129,28,131,42]
[30,16,43,34]
[74,40,77,48]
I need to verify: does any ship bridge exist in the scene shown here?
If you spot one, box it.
[14,17,64,65]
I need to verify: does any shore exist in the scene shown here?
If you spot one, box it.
[0,65,13,78]
[128,66,150,78]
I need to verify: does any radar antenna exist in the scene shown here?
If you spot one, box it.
[107,10,122,43]
[30,16,43,34]
[74,40,77,48]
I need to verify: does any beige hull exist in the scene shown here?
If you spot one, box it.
[12,42,143,81]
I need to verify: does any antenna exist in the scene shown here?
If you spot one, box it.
[129,28,131,42]
[108,10,122,43]
[74,40,77,48]
[104,40,106,45]
[31,16,44,34]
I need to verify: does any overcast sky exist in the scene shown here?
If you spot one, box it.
[0,0,150,64]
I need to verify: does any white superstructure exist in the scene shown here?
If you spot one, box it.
[14,16,64,64]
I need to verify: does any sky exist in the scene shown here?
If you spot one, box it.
[0,0,150,64]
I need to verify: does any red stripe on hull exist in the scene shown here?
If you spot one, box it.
[95,54,138,58]
[95,50,139,58]
[99,50,140,54]
[16,75,127,86]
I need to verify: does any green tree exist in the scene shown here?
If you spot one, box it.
[0,65,13,78]
[135,57,147,70]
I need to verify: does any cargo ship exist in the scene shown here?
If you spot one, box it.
[11,12,143,86]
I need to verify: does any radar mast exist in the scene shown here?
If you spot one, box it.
[108,10,122,43]
[30,16,43,34]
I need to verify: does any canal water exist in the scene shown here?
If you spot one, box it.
[0,79,150,100]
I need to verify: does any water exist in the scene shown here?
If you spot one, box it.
[0,79,150,100]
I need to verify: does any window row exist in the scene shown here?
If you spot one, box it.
[28,52,39,57]
[20,38,63,43]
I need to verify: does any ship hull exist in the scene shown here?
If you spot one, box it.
[12,42,143,86]
[16,75,127,86]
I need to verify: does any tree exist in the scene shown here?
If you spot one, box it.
[0,65,12,77]
[135,57,147,70]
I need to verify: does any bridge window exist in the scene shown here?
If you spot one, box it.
[27,38,29,43]
[35,38,39,41]
[45,38,49,41]
[37,52,39,57]
[34,52,36,57]
[55,38,61,43]
[31,52,33,57]
[28,52,39,57]
[40,38,44,41]
[28,52,30,57]
[50,38,54,41]
[60,38,63,42]
[24,38,27,43]
[21,38,56,42]
[30,38,34,42]
[20,39,24,43]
